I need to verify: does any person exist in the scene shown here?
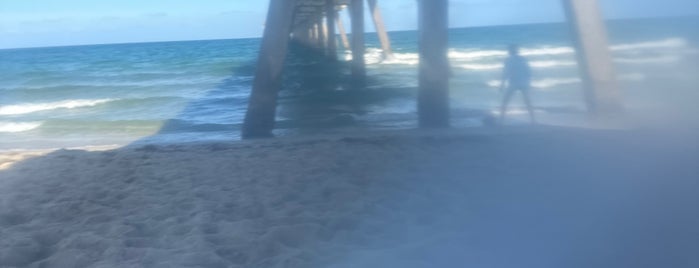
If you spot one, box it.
[499,44,536,124]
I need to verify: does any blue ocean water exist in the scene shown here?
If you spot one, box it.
[1,17,697,150]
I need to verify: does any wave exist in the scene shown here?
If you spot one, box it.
[366,38,695,64]
[448,47,575,60]
[0,99,114,116]
[486,78,581,89]
[363,48,419,65]
[364,50,579,68]
[372,52,678,71]
[611,38,687,51]
[531,60,577,68]
[0,121,42,133]
[614,56,679,64]
[451,38,688,60]
[449,50,507,59]
[359,38,691,68]
[458,60,577,70]
[531,78,582,89]
[457,63,503,70]
[486,73,646,90]
[20,76,224,89]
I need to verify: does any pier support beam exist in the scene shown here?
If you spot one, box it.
[321,18,329,53]
[326,0,338,60]
[308,27,314,44]
[367,0,394,60]
[562,0,622,113]
[336,13,351,51]
[317,17,327,51]
[418,0,450,128]
[350,0,366,85]
[313,22,321,49]
[242,0,296,138]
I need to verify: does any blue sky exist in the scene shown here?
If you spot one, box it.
[1,0,697,49]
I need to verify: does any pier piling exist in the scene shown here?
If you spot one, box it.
[336,13,351,51]
[562,0,622,113]
[350,0,366,86]
[242,0,296,138]
[326,0,338,60]
[418,0,450,128]
[368,0,394,60]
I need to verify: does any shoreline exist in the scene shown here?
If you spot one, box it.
[0,118,644,172]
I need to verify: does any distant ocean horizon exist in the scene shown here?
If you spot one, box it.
[2,15,696,51]
[1,16,697,150]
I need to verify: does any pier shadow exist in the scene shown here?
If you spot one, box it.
[131,41,417,145]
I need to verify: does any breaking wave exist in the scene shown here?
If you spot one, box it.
[0,121,43,133]
[0,99,115,116]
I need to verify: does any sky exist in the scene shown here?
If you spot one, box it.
[1,0,697,49]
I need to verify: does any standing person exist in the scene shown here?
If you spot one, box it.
[499,44,536,124]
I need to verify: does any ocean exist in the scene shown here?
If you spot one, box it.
[1,16,697,150]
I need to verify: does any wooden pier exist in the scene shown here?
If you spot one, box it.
[242,0,621,138]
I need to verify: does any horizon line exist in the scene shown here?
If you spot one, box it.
[1,14,694,51]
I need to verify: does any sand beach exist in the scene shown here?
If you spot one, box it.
[1,125,697,267]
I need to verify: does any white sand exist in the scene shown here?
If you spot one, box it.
[1,126,698,267]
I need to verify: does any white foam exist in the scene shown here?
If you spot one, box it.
[530,60,577,68]
[449,50,507,59]
[363,48,420,65]
[449,47,576,60]
[611,38,687,51]
[454,38,688,61]
[361,48,578,66]
[486,81,501,88]
[521,47,576,56]
[487,73,646,90]
[615,56,680,64]
[0,122,42,133]
[458,60,577,70]
[0,99,114,116]
[458,63,503,71]
[382,53,420,65]
[487,78,581,89]
[532,78,581,88]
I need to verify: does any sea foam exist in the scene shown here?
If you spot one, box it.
[486,78,582,89]
[0,121,42,133]
[359,38,689,69]
[0,99,114,116]
[611,38,687,51]
[458,60,577,70]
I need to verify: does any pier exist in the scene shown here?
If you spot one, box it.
[242,0,622,138]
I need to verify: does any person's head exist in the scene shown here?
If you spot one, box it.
[508,44,520,56]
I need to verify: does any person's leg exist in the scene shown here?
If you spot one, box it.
[522,90,537,124]
[499,89,514,124]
